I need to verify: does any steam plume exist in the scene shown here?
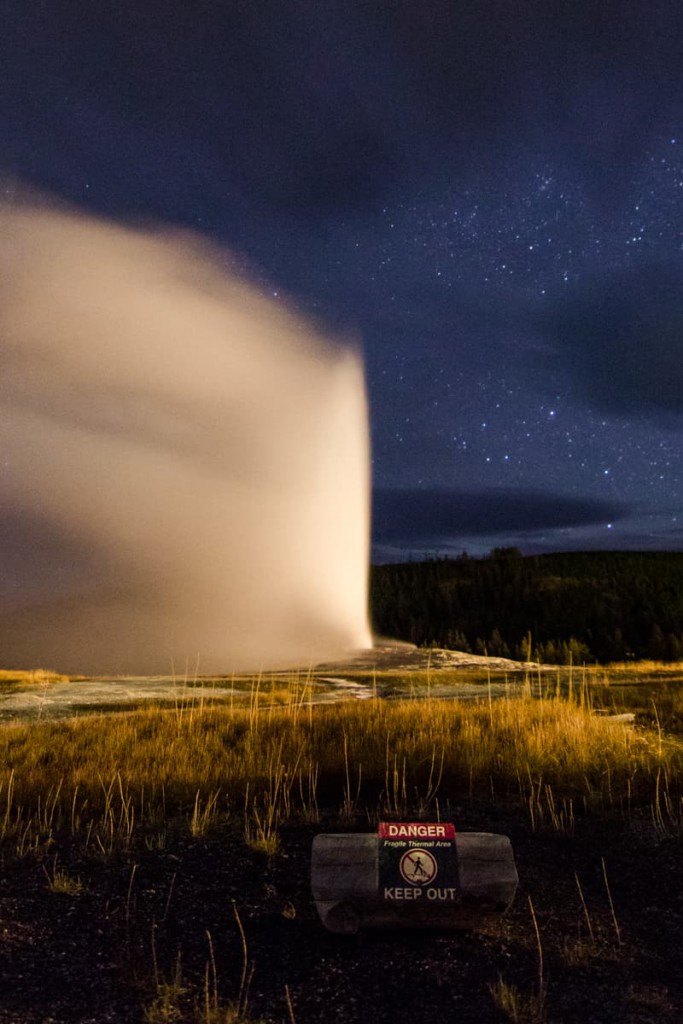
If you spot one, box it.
[0,202,371,673]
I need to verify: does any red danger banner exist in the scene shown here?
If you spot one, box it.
[378,822,456,840]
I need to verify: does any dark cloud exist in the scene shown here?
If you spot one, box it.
[0,2,402,226]
[544,262,683,420]
[3,2,682,233]
[372,487,625,547]
[363,1,683,205]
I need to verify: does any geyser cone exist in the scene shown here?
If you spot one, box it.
[0,202,371,674]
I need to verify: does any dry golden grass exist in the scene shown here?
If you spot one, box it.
[0,687,680,854]
[594,660,683,674]
[0,677,681,1022]
[0,668,70,685]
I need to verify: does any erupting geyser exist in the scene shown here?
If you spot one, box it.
[0,202,371,673]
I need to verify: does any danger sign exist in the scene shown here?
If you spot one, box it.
[378,822,459,903]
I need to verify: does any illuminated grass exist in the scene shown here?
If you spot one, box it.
[1,668,680,1022]
[0,668,70,685]
[0,686,680,855]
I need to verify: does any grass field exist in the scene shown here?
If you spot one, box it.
[0,665,681,1022]
[2,675,681,842]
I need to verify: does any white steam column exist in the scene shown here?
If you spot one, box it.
[0,203,371,674]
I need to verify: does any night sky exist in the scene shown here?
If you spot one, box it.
[2,1,683,561]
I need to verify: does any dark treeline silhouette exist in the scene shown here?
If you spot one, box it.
[370,549,683,663]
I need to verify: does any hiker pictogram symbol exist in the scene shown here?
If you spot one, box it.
[399,848,438,885]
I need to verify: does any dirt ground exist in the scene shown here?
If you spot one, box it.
[0,801,681,1024]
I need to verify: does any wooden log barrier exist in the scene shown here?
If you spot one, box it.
[311,824,518,934]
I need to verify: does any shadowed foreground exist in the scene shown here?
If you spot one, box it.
[0,690,681,1022]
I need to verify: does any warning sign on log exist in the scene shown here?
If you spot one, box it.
[378,822,459,903]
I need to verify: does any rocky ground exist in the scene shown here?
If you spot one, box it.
[0,644,536,726]
[0,801,681,1024]
[319,641,533,673]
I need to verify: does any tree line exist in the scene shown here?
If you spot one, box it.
[370,549,683,663]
